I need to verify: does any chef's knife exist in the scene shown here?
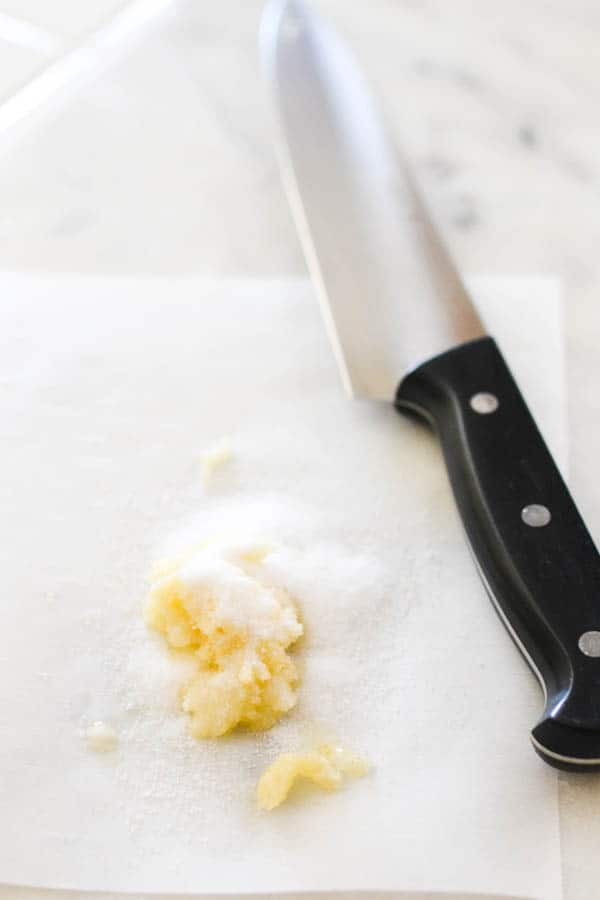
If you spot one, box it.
[261,0,600,771]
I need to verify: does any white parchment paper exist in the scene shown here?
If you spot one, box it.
[0,274,563,899]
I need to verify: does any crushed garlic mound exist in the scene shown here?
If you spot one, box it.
[257,744,369,810]
[144,541,303,738]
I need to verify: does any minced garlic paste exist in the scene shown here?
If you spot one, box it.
[85,721,118,753]
[145,541,303,738]
[257,744,369,810]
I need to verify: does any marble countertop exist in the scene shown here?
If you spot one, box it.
[0,1,598,896]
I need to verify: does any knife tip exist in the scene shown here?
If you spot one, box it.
[259,0,314,66]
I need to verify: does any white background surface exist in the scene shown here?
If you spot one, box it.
[0,1,598,897]
[0,275,564,900]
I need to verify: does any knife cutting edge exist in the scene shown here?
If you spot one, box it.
[261,0,600,771]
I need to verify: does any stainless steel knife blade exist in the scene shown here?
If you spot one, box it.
[261,0,484,399]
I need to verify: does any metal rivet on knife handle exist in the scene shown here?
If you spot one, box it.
[469,392,499,414]
[579,631,600,658]
[521,504,552,528]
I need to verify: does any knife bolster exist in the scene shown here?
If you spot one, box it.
[396,335,600,771]
[532,716,600,771]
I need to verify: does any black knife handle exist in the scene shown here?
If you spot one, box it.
[396,335,600,771]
